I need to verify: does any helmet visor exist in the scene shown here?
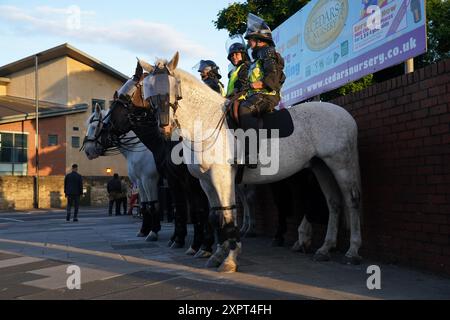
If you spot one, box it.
[226,34,246,53]
[247,13,271,34]
[192,60,216,73]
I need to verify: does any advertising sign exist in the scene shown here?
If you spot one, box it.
[273,0,427,106]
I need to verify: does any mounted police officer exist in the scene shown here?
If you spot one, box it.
[226,35,251,125]
[240,13,285,129]
[226,37,250,98]
[196,60,225,96]
[239,13,286,167]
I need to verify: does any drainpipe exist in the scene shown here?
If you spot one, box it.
[34,54,40,209]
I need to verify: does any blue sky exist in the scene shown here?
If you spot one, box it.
[0,0,240,82]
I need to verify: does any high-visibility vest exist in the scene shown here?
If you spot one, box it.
[248,60,277,96]
[226,64,243,97]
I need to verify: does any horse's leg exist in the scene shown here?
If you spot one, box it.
[194,179,214,259]
[145,175,160,242]
[310,160,343,261]
[244,185,257,237]
[136,179,152,237]
[167,176,187,249]
[236,185,250,237]
[186,178,204,255]
[197,180,214,258]
[198,179,228,266]
[292,215,313,253]
[270,180,292,246]
[205,168,240,273]
[324,154,363,265]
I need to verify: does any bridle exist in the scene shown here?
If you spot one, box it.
[80,100,140,154]
[144,64,231,153]
[80,111,111,152]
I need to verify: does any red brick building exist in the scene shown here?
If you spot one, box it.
[0,96,87,176]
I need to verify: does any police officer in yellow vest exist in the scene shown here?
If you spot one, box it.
[240,14,285,127]
[197,60,225,96]
[239,14,285,167]
[226,42,250,98]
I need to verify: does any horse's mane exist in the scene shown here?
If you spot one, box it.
[174,68,226,107]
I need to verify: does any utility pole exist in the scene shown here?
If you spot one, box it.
[34,54,40,209]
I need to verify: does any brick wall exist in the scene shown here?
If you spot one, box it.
[0,176,115,210]
[254,59,450,276]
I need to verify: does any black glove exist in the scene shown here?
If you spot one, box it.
[133,62,143,81]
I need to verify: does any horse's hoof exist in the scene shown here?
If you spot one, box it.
[195,250,212,259]
[206,256,223,268]
[313,252,331,262]
[291,241,301,252]
[170,242,185,249]
[292,240,313,254]
[145,232,158,242]
[185,247,197,256]
[218,260,238,273]
[271,237,284,247]
[342,255,362,265]
[136,232,147,238]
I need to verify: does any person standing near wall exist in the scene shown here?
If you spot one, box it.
[107,173,122,216]
[120,177,128,215]
[64,164,83,222]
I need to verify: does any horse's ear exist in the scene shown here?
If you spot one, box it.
[113,91,119,101]
[167,52,179,72]
[95,103,101,115]
[138,58,154,73]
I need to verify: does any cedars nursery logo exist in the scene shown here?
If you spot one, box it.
[305,0,348,51]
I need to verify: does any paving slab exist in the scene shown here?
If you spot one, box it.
[1,208,450,300]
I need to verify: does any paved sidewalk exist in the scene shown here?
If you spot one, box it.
[0,208,449,300]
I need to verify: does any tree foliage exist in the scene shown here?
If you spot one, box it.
[214,0,309,36]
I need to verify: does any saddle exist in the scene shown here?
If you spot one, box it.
[226,106,294,138]
[226,104,294,184]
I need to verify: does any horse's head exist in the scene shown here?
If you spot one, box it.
[83,99,135,159]
[141,52,182,129]
[82,104,112,159]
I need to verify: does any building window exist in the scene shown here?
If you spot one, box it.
[0,132,28,176]
[73,127,79,131]
[92,99,106,113]
[72,136,80,148]
[48,135,58,146]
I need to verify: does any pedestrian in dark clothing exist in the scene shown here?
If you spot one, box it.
[119,178,128,215]
[107,173,122,216]
[64,164,83,222]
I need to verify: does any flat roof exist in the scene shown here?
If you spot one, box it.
[0,43,128,82]
[0,95,88,124]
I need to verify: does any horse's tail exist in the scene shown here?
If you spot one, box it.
[343,126,363,230]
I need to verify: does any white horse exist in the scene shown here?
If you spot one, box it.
[83,104,160,242]
[123,53,363,273]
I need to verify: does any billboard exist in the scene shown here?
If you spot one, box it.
[273,0,427,106]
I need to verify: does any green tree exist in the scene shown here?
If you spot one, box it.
[418,0,450,65]
[214,0,309,36]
